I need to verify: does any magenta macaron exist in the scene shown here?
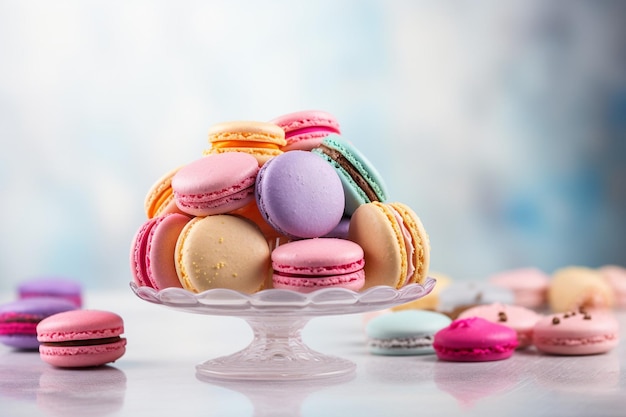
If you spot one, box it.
[270,110,341,151]
[433,317,519,362]
[172,152,259,217]
[0,297,78,350]
[271,238,365,293]
[37,310,127,368]
[255,150,344,239]
[130,212,191,290]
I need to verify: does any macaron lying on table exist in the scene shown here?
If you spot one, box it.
[0,298,78,350]
[366,310,452,355]
[37,310,127,368]
[434,317,519,362]
[533,309,619,356]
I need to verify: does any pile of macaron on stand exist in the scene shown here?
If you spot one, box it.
[1,110,623,379]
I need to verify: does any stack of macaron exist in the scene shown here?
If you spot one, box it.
[0,277,126,368]
[130,110,431,295]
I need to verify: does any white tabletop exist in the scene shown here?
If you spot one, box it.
[1,290,625,417]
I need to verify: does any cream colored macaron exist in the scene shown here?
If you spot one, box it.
[348,202,430,289]
[175,215,270,293]
[549,266,615,313]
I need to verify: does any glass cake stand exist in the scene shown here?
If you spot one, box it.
[130,278,435,381]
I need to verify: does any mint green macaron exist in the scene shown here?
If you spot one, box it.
[366,310,452,356]
[312,135,388,215]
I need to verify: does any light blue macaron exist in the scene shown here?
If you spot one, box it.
[366,310,452,356]
[312,135,388,216]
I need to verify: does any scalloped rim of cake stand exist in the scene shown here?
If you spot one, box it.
[129,277,436,317]
[129,278,435,381]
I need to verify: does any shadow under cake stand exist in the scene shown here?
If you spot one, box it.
[130,278,435,381]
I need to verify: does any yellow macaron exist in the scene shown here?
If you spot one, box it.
[204,121,286,166]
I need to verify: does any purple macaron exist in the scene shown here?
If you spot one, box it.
[255,150,345,239]
[0,297,78,350]
[18,278,83,307]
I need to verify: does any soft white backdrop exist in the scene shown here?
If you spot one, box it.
[1,0,624,291]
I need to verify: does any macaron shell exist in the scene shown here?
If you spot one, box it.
[533,310,619,355]
[37,310,124,343]
[208,120,286,146]
[255,151,344,239]
[175,215,270,293]
[348,202,406,289]
[172,153,259,216]
[130,218,157,288]
[271,238,364,275]
[39,340,126,368]
[433,317,519,362]
[272,271,365,293]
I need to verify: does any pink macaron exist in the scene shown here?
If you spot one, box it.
[37,310,127,368]
[271,238,365,293]
[433,317,519,362]
[533,308,619,355]
[458,303,542,349]
[488,268,550,309]
[270,110,341,151]
[172,152,259,216]
[130,213,191,290]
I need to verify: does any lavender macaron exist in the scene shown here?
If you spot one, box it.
[255,150,345,239]
[0,297,78,349]
[18,278,83,307]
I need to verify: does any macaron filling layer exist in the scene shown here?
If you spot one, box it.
[285,125,340,139]
[40,336,123,347]
[534,333,617,346]
[211,140,282,150]
[368,335,434,350]
[391,208,416,286]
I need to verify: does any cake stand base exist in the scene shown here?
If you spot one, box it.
[195,316,356,381]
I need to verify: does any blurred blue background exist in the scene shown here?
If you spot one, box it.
[0,0,624,291]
